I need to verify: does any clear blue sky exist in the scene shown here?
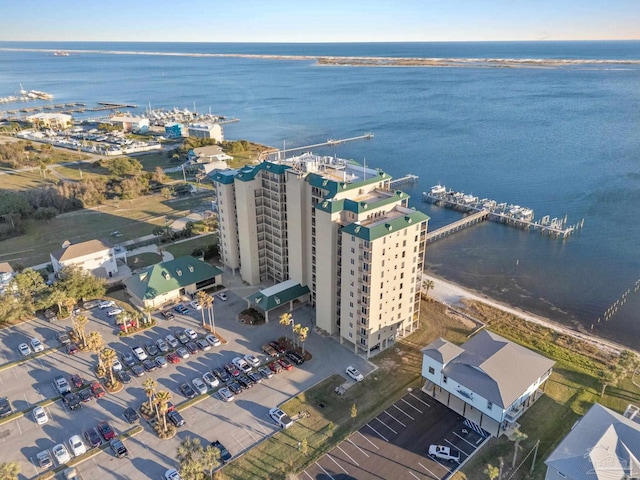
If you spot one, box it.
[1,0,638,42]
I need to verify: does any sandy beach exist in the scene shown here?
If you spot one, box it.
[422,272,629,356]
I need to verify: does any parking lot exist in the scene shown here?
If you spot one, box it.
[0,282,374,479]
[302,389,489,480]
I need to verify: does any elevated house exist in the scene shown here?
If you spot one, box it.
[545,403,640,480]
[187,123,224,142]
[421,331,555,436]
[124,256,223,309]
[50,239,125,279]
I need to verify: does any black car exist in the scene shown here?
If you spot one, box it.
[247,371,263,384]
[84,427,102,448]
[144,342,159,357]
[123,407,139,424]
[117,370,132,384]
[161,310,174,320]
[270,341,286,354]
[213,368,230,383]
[196,338,210,351]
[62,392,82,411]
[167,410,185,427]
[142,359,157,371]
[286,351,305,365]
[0,397,13,418]
[131,364,145,377]
[186,342,199,355]
[110,438,128,458]
[78,389,93,403]
[227,381,243,395]
[211,440,232,463]
[121,351,137,368]
[179,383,196,399]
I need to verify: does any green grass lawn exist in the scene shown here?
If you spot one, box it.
[126,252,162,269]
[0,169,57,190]
[164,234,217,260]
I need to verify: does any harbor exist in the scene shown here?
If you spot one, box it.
[423,184,584,243]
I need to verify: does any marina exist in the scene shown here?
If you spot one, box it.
[423,184,584,243]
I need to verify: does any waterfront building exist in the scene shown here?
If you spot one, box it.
[50,239,125,279]
[185,145,233,175]
[164,122,184,138]
[110,115,149,133]
[210,153,429,357]
[26,112,72,130]
[187,122,224,142]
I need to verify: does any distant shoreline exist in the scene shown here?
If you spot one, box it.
[2,47,639,69]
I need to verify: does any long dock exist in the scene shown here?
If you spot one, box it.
[389,174,419,189]
[276,133,374,156]
[423,184,584,241]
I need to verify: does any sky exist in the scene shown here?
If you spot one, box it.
[1,0,638,43]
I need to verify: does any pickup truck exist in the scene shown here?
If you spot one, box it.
[110,438,128,458]
[57,332,71,346]
[0,397,12,418]
[428,444,461,463]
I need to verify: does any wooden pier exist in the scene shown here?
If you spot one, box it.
[389,174,419,189]
[426,210,490,244]
[276,133,374,156]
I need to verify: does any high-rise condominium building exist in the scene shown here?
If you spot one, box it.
[211,153,428,357]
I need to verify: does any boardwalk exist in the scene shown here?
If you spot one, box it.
[426,210,489,243]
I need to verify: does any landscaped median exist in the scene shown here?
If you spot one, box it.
[0,396,60,427]
[34,425,143,480]
[0,346,60,373]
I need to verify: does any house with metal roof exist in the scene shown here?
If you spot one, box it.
[50,239,123,279]
[245,279,311,322]
[124,256,223,308]
[545,403,640,480]
[421,331,555,437]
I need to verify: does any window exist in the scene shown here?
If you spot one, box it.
[443,376,448,384]
[428,366,435,375]
[360,327,367,335]
[487,401,493,410]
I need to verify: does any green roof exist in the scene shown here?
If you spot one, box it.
[306,169,391,199]
[124,256,223,300]
[246,280,310,312]
[235,161,290,182]
[315,190,409,214]
[341,210,430,241]
[209,169,238,185]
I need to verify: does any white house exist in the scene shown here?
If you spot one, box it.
[187,123,224,142]
[545,403,640,480]
[110,116,150,133]
[185,145,233,175]
[421,331,555,437]
[50,239,124,279]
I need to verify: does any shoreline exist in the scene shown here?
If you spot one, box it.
[422,272,631,356]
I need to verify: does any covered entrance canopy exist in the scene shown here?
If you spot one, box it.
[245,279,310,322]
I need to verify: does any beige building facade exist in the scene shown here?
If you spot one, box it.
[210,153,429,356]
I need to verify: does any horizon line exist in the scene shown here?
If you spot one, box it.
[1,39,639,44]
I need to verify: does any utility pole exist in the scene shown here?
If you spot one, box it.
[530,439,540,474]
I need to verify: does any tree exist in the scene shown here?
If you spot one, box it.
[300,437,308,456]
[73,314,89,347]
[296,326,309,354]
[56,265,105,302]
[196,290,209,328]
[156,390,172,430]
[116,311,131,334]
[484,464,499,480]
[177,436,207,480]
[85,330,105,370]
[11,268,47,313]
[152,166,168,184]
[143,377,158,412]
[599,364,623,398]
[61,295,76,319]
[511,429,528,469]
[161,186,172,199]
[142,306,154,326]
[47,287,67,317]
[106,156,143,177]
[422,279,435,298]
[279,312,294,343]
[0,461,20,480]
[100,348,117,386]
[201,444,221,478]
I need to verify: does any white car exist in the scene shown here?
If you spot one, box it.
[202,372,219,388]
[33,406,48,425]
[112,359,123,372]
[98,300,115,309]
[107,308,124,317]
[165,469,183,480]
[192,377,207,395]
[346,365,364,382]
[269,407,293,428]
[18,343,32,356]
[428,444,461,463]
[189,300,202,310]
[184,328,198,340]
[52,443,71,465]
[30,337,45,352]
[132,346,148,361]
[165,335,179,349]
[68,435,87,457]
[219,387,234,402]
[217,292,228,301]
[205,334,221,347]
[244,354,260,368]
[232,357,252,374]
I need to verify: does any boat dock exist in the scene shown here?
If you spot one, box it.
[276,133,374,156]
[0,101,138,121]
[389,173,419,189]
[423,184,584,243]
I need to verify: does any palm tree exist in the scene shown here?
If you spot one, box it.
[143,377,158,412]
[195,290,209,328]
[86,331,105,372]
[100,348,117,386]
[62,296,77,319]
[73,314,89,346]
[205,295,215,333]
[280,312,294,343]
[49,288,66,318]
[511,429,528,469]
[142,305,154,326]
[116,311,131,334]
[155,390,172,430]
[202,444,221,477]
[0,461,20,480]
[484,464,499,480]
[297,326,309,354]
[422,279,435,298]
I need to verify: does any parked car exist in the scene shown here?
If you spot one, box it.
[155,356,168,368]
[131,364,145,377]
[184,328,198,340]
[98,421,117,440]
[186,342,199,355]
[227,381,243,395]
[166,352,181,364]
[123,407,139,424]
[143,359,157,371]
[117,370,132,384]
[33,406,49,425]
[112,359,123,372]
[44,309,58,321]
[244,354,261,367]
[165,468,183,480]
[196,338,211,351]
[224,363,240,377]
[55,375,71,394]
[211,440,232,463]
[106,308,124,317]
[18,343,32,356]
[278,357,294,371]
[30,337,45,352]
[145,342,159,357]
[66,343,79,355]
[63,392,82,411]
[161,310,175,320]
[189,300,202,310]
[262,344,278,357]
[173,304,187,313]
[78,389,93,403]
[270,341,286,354]
[175,330,189,344]
[176,347,190,359]
[36,449,53,469]
[63,467,80,480]
[121,351,137,367]
[132,346,148,361]
[286,351,304,365]
[237,375,253,389]
[91,382,106,398]
[269,361,283,374]
[258,366,274,379]
[110,438,129,458]
[232,357,252,373]
[68,434,87,456]
[165,334,179,349]
[52,443,71,465]
[213,367,230,383]
[428,444,461,463]
[269,407,294,428]
[206,333,221,347]
[156,338,169,353]
[192,377,207,395]
[0,397,11,418]
[346,365,364,382]
[167,410,185,427]
[217,292,228,301]
[202,372,220,388]
[57,332,71,346]
[82,300,101,309]
[98,300,115,309]
[84,427,102,448]
[180,383,196,399]
[218,387,234,402]
[71,374,84,388]
[248,371,263,384]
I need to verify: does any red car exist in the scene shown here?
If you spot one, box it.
[97,421,117,440]
[278,358,293,371]
[91,382,106,398]
[71,374,84,388]
[269,361,283,373]
[224,363,241,377]
[66,343,79,355]
[166,352,181,364]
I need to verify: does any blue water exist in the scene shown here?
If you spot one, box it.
[1,41,639,347]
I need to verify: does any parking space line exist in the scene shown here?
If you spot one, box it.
[365,423,389,442]
[337,445,359,466]
[453,431,479,449]
[315,462,335,480]
[357,431,379,449]
[430,457,452,473]
[244,427,259,442]
[327,454,348,474]
[231,432,245,451]
[409,392,430,407]
[373,417,398,434]
[383,410,407,427]
[418,462,441,479]
[347,438,370,457]
[302,471,313,480]
[408,471,422,480]
[16,418,22,435]
[401,398,423,413]
[445,438,470,458]
[392,403,414,420]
